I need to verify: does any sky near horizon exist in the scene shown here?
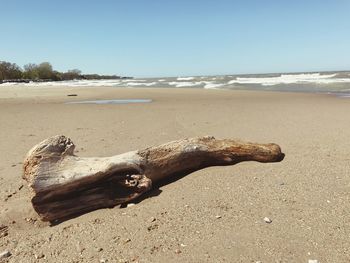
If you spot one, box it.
[1,0,350,77]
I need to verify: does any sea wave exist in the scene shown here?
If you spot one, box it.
[1,72,350,96]
[203,82,225,89]
[125,82,157,87]
[177,77,194,81]
[168,81,202,87]
[2,79,123,87]
[227,73,350,86]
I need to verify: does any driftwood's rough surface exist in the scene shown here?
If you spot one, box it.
[23,135,284,222]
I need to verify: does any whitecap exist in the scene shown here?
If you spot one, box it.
[227,73,350,86]
[177,77,194,81]
[203,82,225,89]
[168,81,202,87]
[125,82,157,87]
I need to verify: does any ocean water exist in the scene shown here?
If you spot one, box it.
[2,72,350,97]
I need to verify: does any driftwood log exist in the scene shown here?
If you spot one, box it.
[23,135,284,222]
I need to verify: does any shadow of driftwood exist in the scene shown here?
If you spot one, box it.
[49,168,207,226]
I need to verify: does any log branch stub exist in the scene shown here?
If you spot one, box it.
[23,135,284,222]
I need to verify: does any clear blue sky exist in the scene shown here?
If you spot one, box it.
[1,0,349,77]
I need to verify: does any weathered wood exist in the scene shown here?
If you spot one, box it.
[23,135,284,222]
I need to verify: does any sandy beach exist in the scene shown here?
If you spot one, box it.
[0,86,349,262]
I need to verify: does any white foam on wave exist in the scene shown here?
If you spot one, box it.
[0,79,158,88]
[121,79,146,82]
[2,72,350,92]
[168,81,202,87]
[168,80,224,89]
[0,82,20,86]
[125,82,157,87]
[177,77,194,81]
[7,79,124,87]
[203,82,225,89]
[228,73,350,86]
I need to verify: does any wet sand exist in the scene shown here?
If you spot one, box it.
[0,86,349,262]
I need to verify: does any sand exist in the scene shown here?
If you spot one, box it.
[0,85,349,262]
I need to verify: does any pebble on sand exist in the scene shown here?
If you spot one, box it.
[0,250,11,259]
[35,253,45,259]
[263,217,272,223]
[149,217,156,222]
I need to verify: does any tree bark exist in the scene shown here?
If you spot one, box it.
[23,135,284,222]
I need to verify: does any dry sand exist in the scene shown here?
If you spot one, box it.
[0,85,349,262]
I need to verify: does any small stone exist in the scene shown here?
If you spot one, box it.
[263,217,272,223]
[308,260,319,263]
[175,249,181,254]
[149,217,156,222]
[93,218,102,224]
[0,250,11,259]
[35,253,45,259]
[147,224,159,231]
[215,215,222,219]
[100,259,108,263]
[180,243,187,247]
[124,238,131,244]
[24,217,37,224]
[97,247,103,252]
[127,203,135,208]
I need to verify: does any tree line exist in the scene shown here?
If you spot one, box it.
[0,60,123,82]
